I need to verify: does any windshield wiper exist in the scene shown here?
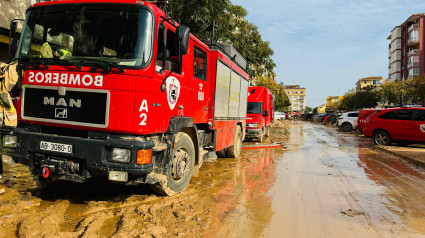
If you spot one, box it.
[53,58,82,70]
[39,58,83,70]
[18,56,49,70]
[18,57,83,70]
[69,58,125,74]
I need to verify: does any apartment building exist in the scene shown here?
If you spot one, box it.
[355,76,387,91]
[317,104,326,114]
[325,96,343,113]
[283,84,306,113]
[388,13,425,81]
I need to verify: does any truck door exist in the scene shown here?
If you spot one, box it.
[135,22,188,134]
[191,45,209,123]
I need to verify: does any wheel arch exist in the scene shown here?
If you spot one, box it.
[237,122,245,140]
[166,116,199,166]
[372,128,390,137]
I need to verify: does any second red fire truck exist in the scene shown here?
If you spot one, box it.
[246,86,274,142]
[1,0,249,195]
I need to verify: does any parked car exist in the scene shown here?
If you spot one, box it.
[304,113,314,121]
[323,115,331,124]
[357,109,378,133]
[338,111,359,132]
[326,114,340,126]
[364,108,425,146]
[274,111,287,120]
[313,114,326,123]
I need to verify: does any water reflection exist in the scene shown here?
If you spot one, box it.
[357,147,425,235]
[210,148,279,237]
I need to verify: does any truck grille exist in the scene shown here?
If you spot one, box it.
[22,86,109,128]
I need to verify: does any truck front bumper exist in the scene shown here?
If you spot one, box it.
[0,127,158,183]
[245,128,262,138]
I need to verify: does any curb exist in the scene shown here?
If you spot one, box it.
[374,145,425,168]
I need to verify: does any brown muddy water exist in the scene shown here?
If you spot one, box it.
[1,120,425,237]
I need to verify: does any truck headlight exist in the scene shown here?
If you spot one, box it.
[110,148,131,163]
[3,135,17,148]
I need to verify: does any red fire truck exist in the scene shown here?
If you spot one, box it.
[1,0,249,195]
[246,86,274,142]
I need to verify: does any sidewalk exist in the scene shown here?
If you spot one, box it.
[375,144,425,167]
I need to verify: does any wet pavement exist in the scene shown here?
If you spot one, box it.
[1,120,425,237]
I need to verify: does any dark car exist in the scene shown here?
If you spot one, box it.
[313,114,326,123]
[326,114,340,126]
[364,108,425,146]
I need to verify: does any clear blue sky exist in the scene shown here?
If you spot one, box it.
[232,0,425,108]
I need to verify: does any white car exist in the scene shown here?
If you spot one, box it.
[274,111,287,120]
[337,111,359,132]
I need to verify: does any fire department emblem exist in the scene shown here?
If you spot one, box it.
[166,76,180,110]
[420,124,425,133]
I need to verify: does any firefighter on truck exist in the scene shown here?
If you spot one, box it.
[0,0,249,195]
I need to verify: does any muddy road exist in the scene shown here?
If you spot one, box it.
[1,121,425,237]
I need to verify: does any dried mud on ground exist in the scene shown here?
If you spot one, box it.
[0,122,289,238]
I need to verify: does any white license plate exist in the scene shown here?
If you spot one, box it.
[40,141,73,154]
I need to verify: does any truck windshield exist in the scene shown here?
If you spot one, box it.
[17,4,153,68]
[247,102,261,114]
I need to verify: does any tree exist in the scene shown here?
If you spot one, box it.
[170,1,276,79]
[312,107,318,114]
[338,87,379,111]
[378,81,401,107]
[305,106,312,113]
[405,75,425,104]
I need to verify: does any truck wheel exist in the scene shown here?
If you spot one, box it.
[152,132,195,196]
[226,126,242,158]
[373,130,391,146]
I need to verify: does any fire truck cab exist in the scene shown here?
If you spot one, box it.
[245,86,274,142]
[1,0,249,195]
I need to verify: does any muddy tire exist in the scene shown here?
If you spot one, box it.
[216,149,226,158]
[152,132,195,196]
[340,122,352,132]
[226,126,242,158]
[373,130,391,146]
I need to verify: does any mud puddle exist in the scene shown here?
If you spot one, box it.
[3,120,425,237]
[262,121,425,237]
[0,127,288,237]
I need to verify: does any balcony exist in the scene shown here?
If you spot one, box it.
[408,23,420,32]
[408,49,420,56]
[408,36,420,46]
[407,62,420,68]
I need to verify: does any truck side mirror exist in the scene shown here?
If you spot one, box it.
[177,26,190,55]
[264,110,269,117]
[10,21,18,34]
[9,19,24,59]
